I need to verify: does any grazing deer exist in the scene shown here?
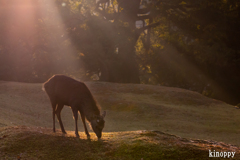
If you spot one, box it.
[43,75,106,139]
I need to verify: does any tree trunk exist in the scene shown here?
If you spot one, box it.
[117,39,140,83]
[99,55,140,83]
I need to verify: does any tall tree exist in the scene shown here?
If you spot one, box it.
[63,0,160,83]
[137,0,240,104]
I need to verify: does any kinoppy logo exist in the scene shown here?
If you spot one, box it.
[209,150,235,158]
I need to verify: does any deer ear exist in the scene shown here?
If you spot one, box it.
[102,111,106,118]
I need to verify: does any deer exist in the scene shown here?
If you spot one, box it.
[43,75,106,139]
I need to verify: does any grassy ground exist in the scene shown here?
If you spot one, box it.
[0,126,239,160]
[0,81,239,159]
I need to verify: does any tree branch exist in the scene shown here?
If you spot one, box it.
[138,8,151,14]
[137,15,151,21]
[95,8,116,20]
[135,21,160,40]
[138,21,160,33]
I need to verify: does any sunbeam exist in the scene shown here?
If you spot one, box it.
[1,0,82,81]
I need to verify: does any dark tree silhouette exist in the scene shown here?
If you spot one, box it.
[90,0,160,83]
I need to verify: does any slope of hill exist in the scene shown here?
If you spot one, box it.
[0,126,239,160]
[0,80,239,147]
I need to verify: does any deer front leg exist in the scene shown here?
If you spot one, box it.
[80,112,90,138]
[72,107,79,137]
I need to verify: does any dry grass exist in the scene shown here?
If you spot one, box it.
[1,126,239,160]
[0,80,239,148]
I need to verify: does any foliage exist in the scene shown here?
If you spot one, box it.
[136,0,240,104]
[0,0,239,104]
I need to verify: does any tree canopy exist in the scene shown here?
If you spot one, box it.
[0,0,239,104]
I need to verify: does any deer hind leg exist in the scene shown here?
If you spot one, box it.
[51,101,57,133]
[80,111,90,138]
[56,103,66,134]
